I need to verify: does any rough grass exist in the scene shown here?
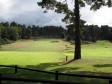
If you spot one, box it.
[0,38,112,84]
[0,39,64,52]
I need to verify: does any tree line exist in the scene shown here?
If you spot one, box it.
[67,25,112,42]
[0,22,65,45]
[1,21,112,46]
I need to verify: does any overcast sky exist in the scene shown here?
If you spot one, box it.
[0,0,112,28]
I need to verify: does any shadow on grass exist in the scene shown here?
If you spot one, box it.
[50,41,59,43]
[27,63,80,72]
[0,62,111,84]
[93,64,112,68]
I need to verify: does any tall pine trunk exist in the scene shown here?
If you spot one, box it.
[74,0,81,60]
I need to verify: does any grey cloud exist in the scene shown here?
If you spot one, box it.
[1,0,112,27]
[0,0,66,27]
[7,8,65,27]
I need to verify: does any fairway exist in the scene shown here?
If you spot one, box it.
[0,38,112,84]
[0,38,112,70]
[0,39,112,65]
[0,38,68,66]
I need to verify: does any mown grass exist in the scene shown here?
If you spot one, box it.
[0,38,112,84]
[82,41,112,57]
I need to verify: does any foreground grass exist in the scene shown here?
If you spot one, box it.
[0,38,112,84]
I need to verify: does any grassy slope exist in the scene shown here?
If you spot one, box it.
[0,39,112,84]
[0,39,65,65]
[82,41,112,57]
[0,39,112,71]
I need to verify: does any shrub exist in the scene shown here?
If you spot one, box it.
[3,38,13,44]
[0,38,5,45]
[66,36,71,41]
[0,38,13,45]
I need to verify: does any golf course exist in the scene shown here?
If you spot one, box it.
[0,38,112,84]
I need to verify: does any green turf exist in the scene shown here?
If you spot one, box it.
[0,39,112,84]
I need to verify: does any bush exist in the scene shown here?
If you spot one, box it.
[0,38,13,46]
[66,36,71,41]
[0,38,5,45]
[3,38,13,44]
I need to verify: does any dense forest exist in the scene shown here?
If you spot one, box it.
[0,21,112,45]
[0,22,65,45]
[67,25,112,42]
